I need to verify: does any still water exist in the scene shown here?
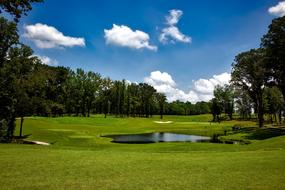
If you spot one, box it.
[102,132,211,143]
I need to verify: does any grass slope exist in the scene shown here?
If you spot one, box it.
[0,114,285,189]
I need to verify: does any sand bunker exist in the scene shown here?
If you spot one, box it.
[24,140,50,145]
[154,121,173,124]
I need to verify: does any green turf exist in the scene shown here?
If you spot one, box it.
[0,114,285,189]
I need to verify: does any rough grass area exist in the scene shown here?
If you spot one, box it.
[0,114,285,190]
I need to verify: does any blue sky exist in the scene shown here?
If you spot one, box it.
[17,0,283,102]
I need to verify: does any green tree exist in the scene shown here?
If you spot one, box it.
[231,49,266,127]
[210,98,223,122]
[0,17,18,65]
[234,87,253,120]
[213,85,234,120]
[0,0,43,142]
[85,71,101,117]
[9,45,35,137]
[156,93,166,119]
[264,87,284,124]
[261,16,285,102]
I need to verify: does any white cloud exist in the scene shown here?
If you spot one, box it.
[36,55,58,66]
[144,71,231,103]
[268,1,285,17]
[166,9,183,25]
[104,24,157,51]
[159,9,191,44]
[24,23,85,49]
[193,72,231,94]
[144,71,176,86]
[159,26,191,43]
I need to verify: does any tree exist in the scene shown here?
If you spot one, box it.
[263,87,284,124]
[210,98,223,122]
[0,0,43,22]
[100,77,113,118]
[0,44,36,140]
[0,17,18,65]
[0,0,43,142]
[139,83,156,118]
[261,16,285,102]
[9,45,36,137]
[231,49,266,127]
[85,71,101,117]
[156,93,166,119]
[0,17,20,142]
[234,87,253,120]
[213,85,234,120]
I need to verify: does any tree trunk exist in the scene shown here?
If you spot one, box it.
[87,104,90,117]
[279,111,282,124]
[274,114,277,123]
[281,85,285,104]
[7,115,16,141]
[19,116,24,137]
[257,102,264,128]
[160,108,163,120]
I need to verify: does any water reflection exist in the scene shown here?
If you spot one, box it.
[102,132,211,143]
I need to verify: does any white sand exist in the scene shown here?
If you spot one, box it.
[154,121,173,124]
[31,141,50,146]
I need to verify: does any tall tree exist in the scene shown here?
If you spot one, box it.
[156,93,166,119]
[263,86,284,124]
[0,17,18,65]
[234,87,253,120]
[9,45,35,137]
[213,85,234,120]
[261,16,285,102]
[231,49,266,127]
[0,17,19,142]
[210,98,223,122]
[85,71,101,117]
[0,0,43,142]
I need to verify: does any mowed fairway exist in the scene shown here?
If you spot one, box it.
[1,115,285,190]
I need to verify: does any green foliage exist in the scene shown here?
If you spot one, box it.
[0,119,8,142]
[263,87,284,123]
[213,84,234,120]
[0,17,18,64]
[0,0,43,22]
[231,49,267,127]
[234,88,253,119]
[210,98,223,122]
[156,93,166,119]
[165,101,211,115]
[262,16,285,101]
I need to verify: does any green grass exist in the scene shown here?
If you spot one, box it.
[0,114,285,189]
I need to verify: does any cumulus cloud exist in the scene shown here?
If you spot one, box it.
[36,55,58,66]
[144,71,176,86]
[166,9,183,25]
[24,23,85,49]
[268,1,285,17]
[159,9,191,44]
[144,71,231,103]
[159,26,191,44]
[104,24,157,51]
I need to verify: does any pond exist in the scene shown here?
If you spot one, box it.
[102,132,211,144]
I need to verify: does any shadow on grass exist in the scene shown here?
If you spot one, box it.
[239,127,285,140]
[13,134,32,139]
